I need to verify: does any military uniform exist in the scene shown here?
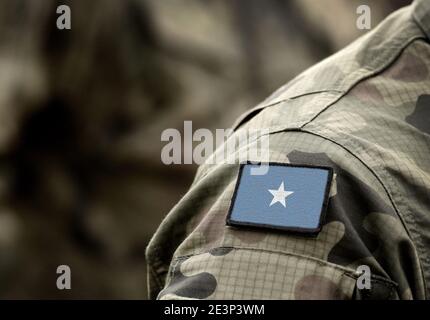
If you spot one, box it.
[146,0,430,300]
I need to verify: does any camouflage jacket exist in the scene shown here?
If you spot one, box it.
[146,0,430,300]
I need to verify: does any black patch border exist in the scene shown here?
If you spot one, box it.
[226,161,333,237]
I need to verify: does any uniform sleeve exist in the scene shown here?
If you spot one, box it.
[146,130,412,300]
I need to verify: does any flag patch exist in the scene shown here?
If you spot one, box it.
[226,162,333,236]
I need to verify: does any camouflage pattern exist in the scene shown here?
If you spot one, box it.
[146,0,430,300]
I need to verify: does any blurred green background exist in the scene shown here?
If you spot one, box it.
[0,0,410,299]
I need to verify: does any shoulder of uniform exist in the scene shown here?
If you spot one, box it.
[232,5,424,131]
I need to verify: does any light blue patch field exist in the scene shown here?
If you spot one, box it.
[227,163,333,235]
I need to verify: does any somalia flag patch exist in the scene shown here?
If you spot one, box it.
[226,162,333,236]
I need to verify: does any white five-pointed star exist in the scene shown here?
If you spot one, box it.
[268,182,294,207]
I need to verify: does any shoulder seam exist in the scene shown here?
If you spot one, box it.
[301,36,425,128]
